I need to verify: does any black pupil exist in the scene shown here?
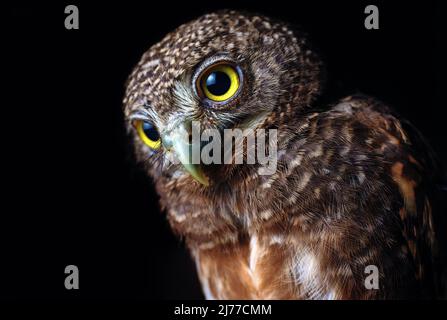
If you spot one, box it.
[142,122,160,141]
[205,71,231,96]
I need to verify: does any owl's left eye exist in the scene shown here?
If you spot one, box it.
[134,120,161,150]
[196,63,242,104]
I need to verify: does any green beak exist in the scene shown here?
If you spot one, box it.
[162,124,209,186]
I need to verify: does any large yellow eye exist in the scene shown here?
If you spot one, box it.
[135,120,161,150]
[200,64,240,102]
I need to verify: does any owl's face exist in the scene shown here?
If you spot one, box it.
[124,11,323,190]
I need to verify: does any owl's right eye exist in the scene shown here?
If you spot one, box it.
[134,120,161,150]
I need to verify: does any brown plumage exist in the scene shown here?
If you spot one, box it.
[123,11,447,299]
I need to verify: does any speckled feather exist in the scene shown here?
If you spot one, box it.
[123,11,447,299]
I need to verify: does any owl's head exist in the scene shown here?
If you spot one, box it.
[124,11,323,190]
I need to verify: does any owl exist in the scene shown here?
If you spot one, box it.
[123,11,447,299]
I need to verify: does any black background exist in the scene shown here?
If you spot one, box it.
[3,0,442,300]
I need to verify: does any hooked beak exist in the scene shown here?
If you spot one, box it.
[161,123,209,186]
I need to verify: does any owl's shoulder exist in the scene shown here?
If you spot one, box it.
[327,94,398,131]
[318,94,445,189]
[325,94,441,171]
[322,95,427,160]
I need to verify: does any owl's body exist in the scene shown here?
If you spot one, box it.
[124,11,446,299]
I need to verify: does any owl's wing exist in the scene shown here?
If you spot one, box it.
[390,118,447,298]
[348,96,447,298]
